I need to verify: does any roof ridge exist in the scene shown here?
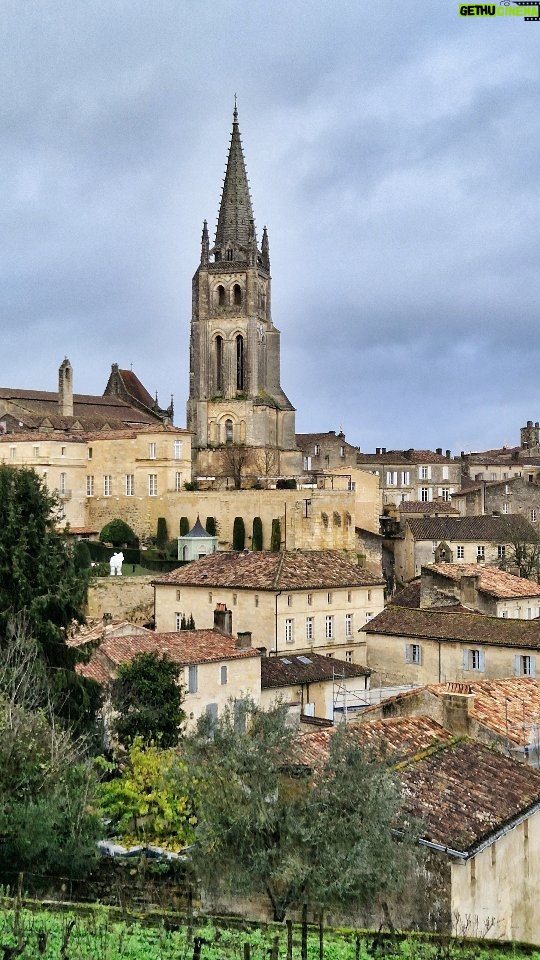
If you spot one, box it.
[273,550,287,590]
[395,734,464,770]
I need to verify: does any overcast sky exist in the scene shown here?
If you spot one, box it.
[2,0,539,455]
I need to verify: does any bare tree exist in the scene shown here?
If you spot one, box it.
[499,516,540,580]
[255,447,279,486]
[219,445,256,489]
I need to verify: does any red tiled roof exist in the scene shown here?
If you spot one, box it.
[426,678,540,747]
[424,563,540,600]
[154,550,384,590]
[363,604,540,649]
[399,500,459,516]
[297,717,540,853]
[76,629,261,683]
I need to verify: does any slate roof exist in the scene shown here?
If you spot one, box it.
[399,500,460,516]
[362,605,540,649]
[296,716,540,855]
[76,629,261,684]
[261,652,369,689]
[356,450,454,465]
[154,550,384,590]
[406,515,536,542]
[424,563,540,600]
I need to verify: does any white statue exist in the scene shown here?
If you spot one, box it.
[109,552,124,576]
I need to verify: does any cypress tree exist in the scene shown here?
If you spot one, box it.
[232,517,246,551]
[252,516,263,551]
[271,518,281,552]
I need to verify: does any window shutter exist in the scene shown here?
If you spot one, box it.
[479,650,485,672]
[532,657,537,678]
[463,649,470,671]
[405,644,411,664]
[418,645,422,665]
[427,466,432,480]
[438,488,442,498]
[514,655,521,677]
[418,467,422,480]
[428,488,433,502]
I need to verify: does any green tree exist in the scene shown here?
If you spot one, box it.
[252,516,263,551]
[99,518,136,549]
[73,539,92,571]
[0,465,101,732]
[180,516,190,536]
[156,517,169,551]
[187,703,418,922]
[98,738,197,851]
[271,518,281,552]
[111,652,185,749]
[205,516,217,536]
[232,516,246,550]
[0,618,101,888]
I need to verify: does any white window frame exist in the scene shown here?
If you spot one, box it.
[148,474,158,496]
[306,617,314,641]
[148,441,156,459]
[325,615,334,639]
[515,655,536,677]
[457,546,464,559]
[345,613,353,637]
[103,475,112,496]
[86,475,94,497]
[285,618,294,644]
[477,545,485,560]
[405,643,422,665]
[402,470,410,486]
[125,474,134,496]
[174,440,183,460]
[175,612,182,631]
[464,648,485,672]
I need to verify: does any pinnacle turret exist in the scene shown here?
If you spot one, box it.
[214,105,256,255]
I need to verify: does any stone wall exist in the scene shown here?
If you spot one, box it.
[86,576,155,622]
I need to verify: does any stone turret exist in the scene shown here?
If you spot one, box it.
[58,357,73,418]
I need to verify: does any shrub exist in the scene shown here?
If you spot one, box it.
[252,516,263,551]
[73,540,92,571]
[271,518,281,552]
[156,517,168,550]
[232,517,246,550]
[180,516,190,536]
[99,518,136,549]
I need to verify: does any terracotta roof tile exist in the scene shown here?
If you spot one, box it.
[154,550,384,590]
[424,563,540,600]
[297,717,540,853]
[363,605,540,649]
[427,677,540,747]
[399,500,460,516]
[76,629,261,683]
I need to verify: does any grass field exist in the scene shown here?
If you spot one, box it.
[0,903,539,960]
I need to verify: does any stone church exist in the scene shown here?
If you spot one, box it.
[187,105,302,480]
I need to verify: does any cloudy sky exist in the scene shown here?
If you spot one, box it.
[2,0,539,455]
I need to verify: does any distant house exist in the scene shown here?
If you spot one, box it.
[355,448,461,508]
[177,516,218,561]
[296,715,540,942]
[395,514,536,584]
[419,563,540,619]
[153,550,384,663]
[77,617,262,730]
[362,604,540,687]
[260,651,370,721]
[355,677,540,765]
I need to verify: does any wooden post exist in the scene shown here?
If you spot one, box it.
[244,942,251,960]
[271,934,280,960]
[301,903,308,960]
[187,885,194,944]
[286,919,293,960]
[318,911,323,960]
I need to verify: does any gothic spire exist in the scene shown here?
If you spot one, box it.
[215,104,256,251]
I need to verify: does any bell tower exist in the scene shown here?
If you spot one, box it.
[187,105,301,481]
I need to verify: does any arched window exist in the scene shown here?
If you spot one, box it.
[233,284,242,306]
[236,335,245,391]
[215,336,223,393]
[217,285,225,307]
[225,419,234,444]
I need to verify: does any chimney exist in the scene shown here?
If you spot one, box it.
[446,450,451,459]
[436,447,442,456]
[214,603,232,635]
[236,631,252,649]
[441,687,474,735]
[460,573,480,607]
[58,358,73,418]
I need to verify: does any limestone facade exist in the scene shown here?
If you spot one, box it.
[153,550,384,663]
[187,107,301,480]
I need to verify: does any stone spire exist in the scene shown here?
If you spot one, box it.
[215,103,256,252]
[261,225,270,271]
[200,219,209,265]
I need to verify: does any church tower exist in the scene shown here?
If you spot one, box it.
[187,105,301,481]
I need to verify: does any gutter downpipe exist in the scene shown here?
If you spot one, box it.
[275,590,282,656]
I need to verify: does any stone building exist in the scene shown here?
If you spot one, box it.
[355,448,461,508]
[418,563,540,619]
[296,430,360,473]
[187,106,301,481]
[153,550,385,663]
[453,473,540,529]
[362,604,540,687]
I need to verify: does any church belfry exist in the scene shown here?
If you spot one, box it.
[187,106,300,481]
